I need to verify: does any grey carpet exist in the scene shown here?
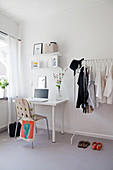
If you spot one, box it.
[0,130,113,170]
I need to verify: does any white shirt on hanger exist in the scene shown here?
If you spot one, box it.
[95,63,106,106]
[87,66,96,109]
[104,64,113,104]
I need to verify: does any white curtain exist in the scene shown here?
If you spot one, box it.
[7,36,20,124]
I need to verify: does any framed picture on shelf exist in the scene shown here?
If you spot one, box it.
[33,43,43,55]
[31,60,40,68]
[51,55,58,67]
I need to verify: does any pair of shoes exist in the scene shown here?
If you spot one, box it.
[92,142,102,151]
[78,140,90,149]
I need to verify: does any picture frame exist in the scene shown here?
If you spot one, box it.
[33,43,43,55]
[51,55,58,67]
[31,60,40,68]
[37,76,47,88]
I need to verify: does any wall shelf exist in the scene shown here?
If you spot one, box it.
[30,52,62,58]
[31,52,62,69]
[31,67,62,70]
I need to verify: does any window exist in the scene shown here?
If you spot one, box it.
[0,34,8,97]
[0,34,8,79]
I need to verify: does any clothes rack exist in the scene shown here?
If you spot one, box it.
[84,58,113,61]
[70,57,113,145]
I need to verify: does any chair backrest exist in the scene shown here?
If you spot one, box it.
[15,98,31,119]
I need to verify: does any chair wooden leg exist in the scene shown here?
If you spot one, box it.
[45,117,50,139]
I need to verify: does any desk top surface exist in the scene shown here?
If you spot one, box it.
[26,98,68,106]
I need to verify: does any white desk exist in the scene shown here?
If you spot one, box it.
[26,98,68,143]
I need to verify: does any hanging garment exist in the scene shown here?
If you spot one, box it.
[87,66,96,109]
[99,64,106,103]
[74,72,79,106]
[76,67,84,108]
[104,64,113,104]
[95,65,106,107]
[76,67,89,113]
[83,67,89,113]
[94,67,101,108]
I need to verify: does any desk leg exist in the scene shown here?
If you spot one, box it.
[52,106,55,143]
[61,104,64,134]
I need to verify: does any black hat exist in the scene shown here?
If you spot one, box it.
[70,58,84,75]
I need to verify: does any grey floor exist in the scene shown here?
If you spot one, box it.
[0,129,113,170]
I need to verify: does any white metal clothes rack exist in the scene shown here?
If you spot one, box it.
[70,57,113,145]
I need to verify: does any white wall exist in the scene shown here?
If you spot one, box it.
[0,14,18,37]
[19,2,113,139]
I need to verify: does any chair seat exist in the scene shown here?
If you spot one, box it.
[35,114,46,120]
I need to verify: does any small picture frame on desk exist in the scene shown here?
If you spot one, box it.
[37,76,47,88]
[33,43,43,55]
[51,55,58,67]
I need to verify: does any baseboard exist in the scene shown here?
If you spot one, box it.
[74,130,113,140]
[36,124,113,140]
[0,127,7,132]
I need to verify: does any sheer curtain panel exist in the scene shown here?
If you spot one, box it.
[7,36,20,123]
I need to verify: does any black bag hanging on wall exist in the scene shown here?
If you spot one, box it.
[9,122,21,137]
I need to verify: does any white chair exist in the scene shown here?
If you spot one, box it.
[15,98,50,148]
